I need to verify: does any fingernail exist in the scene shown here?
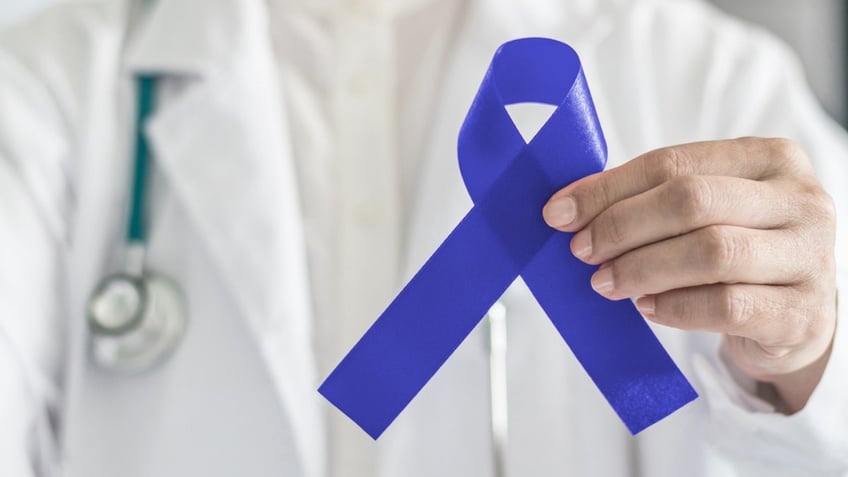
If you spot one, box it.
[635,296,655,318]
[571,229,592,260]
[591,265,614,295]
[543,196,576,228]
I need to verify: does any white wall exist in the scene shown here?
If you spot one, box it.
[710,0,846,124]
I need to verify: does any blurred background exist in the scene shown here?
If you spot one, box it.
[709,0,846,125]
[1,0,845,125]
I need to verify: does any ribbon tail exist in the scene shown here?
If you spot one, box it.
[319,207,524,439]
[522,233,698,434]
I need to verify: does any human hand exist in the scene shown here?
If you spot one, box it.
[542,138,837,413]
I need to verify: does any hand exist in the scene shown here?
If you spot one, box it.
[542,138,837,413]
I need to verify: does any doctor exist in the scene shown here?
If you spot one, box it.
[1,0,847,476]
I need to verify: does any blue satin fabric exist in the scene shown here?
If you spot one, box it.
[319,38,697,439]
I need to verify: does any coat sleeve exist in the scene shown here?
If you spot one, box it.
[0,17,74,477]
[655,3,848,475]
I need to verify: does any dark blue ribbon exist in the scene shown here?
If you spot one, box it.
[319,38,697,439]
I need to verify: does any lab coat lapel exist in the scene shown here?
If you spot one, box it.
[124,1,324,476]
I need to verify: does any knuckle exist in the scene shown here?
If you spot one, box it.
[571,176,611,221]
[597,208,627,246]
[646,147,685,183]
[772,287,836,353]
[796,240,826,284]
[595,174,619,212]
[768,137,802,158]
[794,185,837,278]
[665,175,713,224]
[767,137,811,172]
[802,296,836,343]
[700,226,731,266]
[698,226,742,276]
[802,278,834,309]
[818,190,837,222]
[802,184,837,224]
[658,292,691,323]
[716,287,753,330]
[772,295,813,347]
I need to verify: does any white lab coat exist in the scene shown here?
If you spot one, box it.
[1,0,848,476]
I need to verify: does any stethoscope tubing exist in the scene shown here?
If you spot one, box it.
[86,69,186,373]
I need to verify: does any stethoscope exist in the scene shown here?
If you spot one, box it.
[86,75,187,373]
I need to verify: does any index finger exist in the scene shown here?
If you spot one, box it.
[542,137,808,232]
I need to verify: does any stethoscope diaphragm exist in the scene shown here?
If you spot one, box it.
[88,273,186,373]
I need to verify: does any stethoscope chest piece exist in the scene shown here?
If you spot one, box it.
[88,272,187,373]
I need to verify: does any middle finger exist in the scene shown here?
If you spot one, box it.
[590,225,809,300]
[571,175,796,264]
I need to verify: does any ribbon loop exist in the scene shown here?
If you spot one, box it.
[320,37,697,440]
[459,39,605,201]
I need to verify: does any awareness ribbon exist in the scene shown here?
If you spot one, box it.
[319,38,697,439]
